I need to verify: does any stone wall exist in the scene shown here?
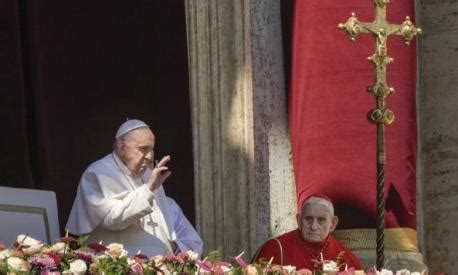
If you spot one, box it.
[417,0,458,273]
[185,0,296,260]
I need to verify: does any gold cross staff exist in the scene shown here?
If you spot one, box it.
[338,0,421,270]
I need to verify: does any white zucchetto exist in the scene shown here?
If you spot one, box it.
[115,119,149,139]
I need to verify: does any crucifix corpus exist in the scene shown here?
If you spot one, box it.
[338,0,421,270]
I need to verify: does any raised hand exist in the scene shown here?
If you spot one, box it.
[147,155,172,191]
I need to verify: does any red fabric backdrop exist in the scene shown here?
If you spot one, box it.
[289,0,417,229]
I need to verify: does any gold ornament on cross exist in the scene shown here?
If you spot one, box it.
[338,0,421,271]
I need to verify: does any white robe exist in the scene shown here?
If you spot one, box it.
[66,153,203,256]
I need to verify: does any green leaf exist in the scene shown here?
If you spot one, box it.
[206,250,223,264]
[77,234,90,246]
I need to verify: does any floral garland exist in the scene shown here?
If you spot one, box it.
[0,234,426,275]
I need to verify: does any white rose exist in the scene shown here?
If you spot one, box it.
[244,265,258,275]
[152,255,163,265]
[23,244,43,255]
[378,269,394,275]
[127,257,136,266]
[0,249,13,260]
[7,256,30,272]
[322,260,339,272]
[16,234,41,246]
[105,243,128,258]
[283,265,296,274]
[70,259,87,274]
[95,254,108,261]
[16,234,43,255]
[185,250,198,261]
[220,265,231,272]
[50,242,66,253]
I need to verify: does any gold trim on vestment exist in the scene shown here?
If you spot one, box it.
[332,228,418,252]
[0,203,51,243]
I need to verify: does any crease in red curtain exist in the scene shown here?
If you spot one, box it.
[289,0,417,230]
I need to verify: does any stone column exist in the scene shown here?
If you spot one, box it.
[185,0,296,259]
[417,0,458,274]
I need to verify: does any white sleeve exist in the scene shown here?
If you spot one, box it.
[67,159,156,235]
[100,184,156,230]
[167,197,203,256]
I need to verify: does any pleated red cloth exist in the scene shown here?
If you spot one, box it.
[289,0,417,229]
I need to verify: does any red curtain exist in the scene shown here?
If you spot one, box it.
[289,0,417,229]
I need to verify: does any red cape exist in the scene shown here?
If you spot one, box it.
[255,229,362,271]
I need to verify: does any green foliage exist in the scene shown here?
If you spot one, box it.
[231,266,244,275]
[206,249,223,264]
[0,260,7,275]
[77,235,90,246]
[95,256,130,275]
[142,266,159,275]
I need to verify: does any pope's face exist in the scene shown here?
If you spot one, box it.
[117,128,155,177]
[296,203,338,243]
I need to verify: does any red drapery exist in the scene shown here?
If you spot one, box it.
[289,0,417,229]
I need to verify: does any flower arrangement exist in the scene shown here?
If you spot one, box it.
[0,234,428,275]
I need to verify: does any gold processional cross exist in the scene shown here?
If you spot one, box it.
[338,0,421,270]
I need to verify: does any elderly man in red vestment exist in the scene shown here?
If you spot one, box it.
[254,194,362,272]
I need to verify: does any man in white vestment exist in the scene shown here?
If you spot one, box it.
[66,119,203,256]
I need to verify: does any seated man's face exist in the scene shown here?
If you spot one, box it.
[297,203,338,243]
[117,128,155,177]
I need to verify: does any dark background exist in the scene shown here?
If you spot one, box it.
[0,0,196,230]
[0,0,295,233]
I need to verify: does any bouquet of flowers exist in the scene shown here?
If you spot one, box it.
[0,233,205,275]
[0,233,430,275]
[0,234,134,274]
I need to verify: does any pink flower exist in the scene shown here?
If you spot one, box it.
[296,268,313,275]
[338,267,355,275]
[162,254,178,264]
[176,251,188,258]
[213,261,231,274]
[105,243,128,258]
[133,253,148,264]
[29,253,58,271]
[231,251,247,268]
[88,242,107,253]
[46,252,62,266]
[196,259,213,272]
[73,250,94,264]
[130,262,144,274]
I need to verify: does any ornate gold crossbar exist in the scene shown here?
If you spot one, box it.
[338,0,421,270]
